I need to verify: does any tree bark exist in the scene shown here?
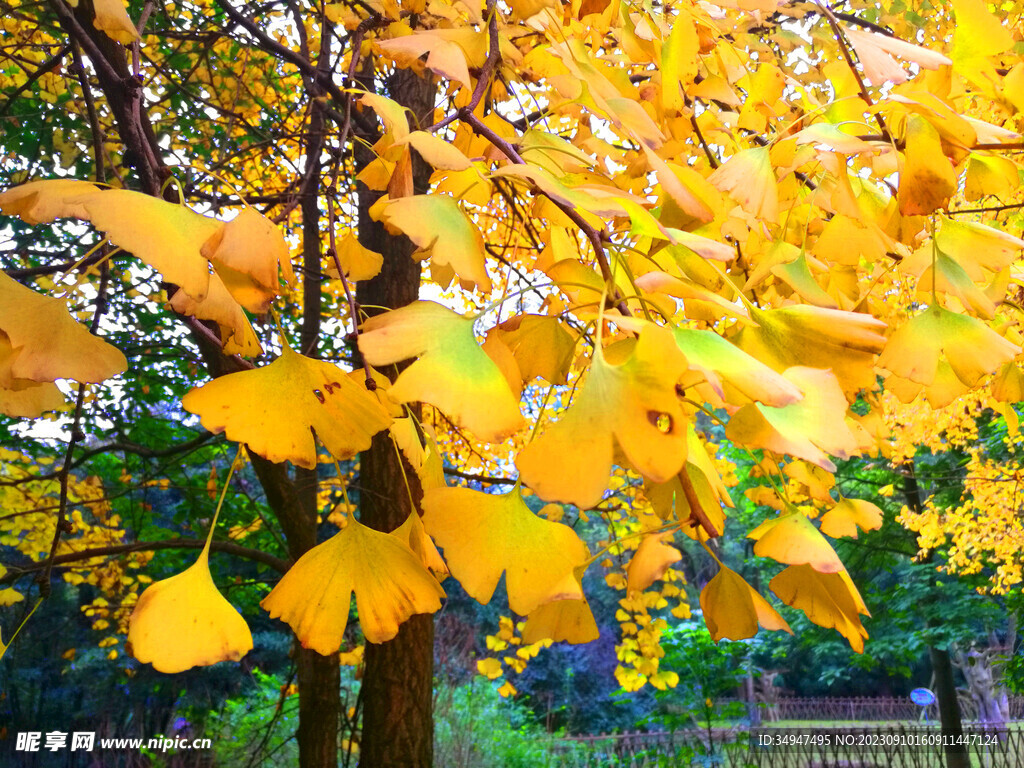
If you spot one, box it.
[354,63,437,768]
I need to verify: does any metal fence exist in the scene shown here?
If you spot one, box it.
[551,724,1024,768]
[739,696,1024,723]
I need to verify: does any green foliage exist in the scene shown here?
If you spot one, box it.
[205,666,300,767]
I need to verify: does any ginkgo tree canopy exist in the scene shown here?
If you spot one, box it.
[1,0,1023,706]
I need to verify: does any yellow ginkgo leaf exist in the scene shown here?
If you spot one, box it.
[748,511,845,573]
[325,234,384,282]
[182,345,392,469]
[370,196,491,292]
[389,417,447,491]
[421,486,588,615]
[0,378,66,418]
[819,498,884,539]
[725,367,860,473]
[477,657,504,679]
[0,272,126,384]
[708,147,778,220]
[0,588,24,606]
[400,131,473,171]
[391,511,449,578]
[517,324,689,509]
[495,314,576,386]
[898,115,957,216]
[75,190,220,301]
[626,533,681,595]
[950,0,1014,64]
[732,305,887,394]
[201,206,294,294]
[769,565,869,652]
[0,179,98,224]
[127,550,252,673]
[660,10,698,113]
[261,517,445,652]
[358,302,523,442]
[700,564,792,642]
[168,270,262,357]
[523,592,599,645]
[92,0,141,44]
[879,305,1020,388]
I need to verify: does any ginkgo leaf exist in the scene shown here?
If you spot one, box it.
[75,190,220,301]
[769,565,869,652]
[819,497,884,539]
[517,324,689,509]
[358,93,409,140]
[201,207,294,293]
[731,305,887,393]
[725,367,861,472]
[477,657,504,679]
[168,271,262,357]
[674,327,802,408]
[748,511,845,573]
[0,378,66,418]
[709,147,778,220]
[370,195,491,292]
[389,417,447,491]
[660,12,698,112]
[182,345,392,469]
[92,0,141,44]
[261,517,445,651]
[877,305,1019,388]
[844,27,950,86]
[626,533,681,595]
[522,566,599,645]
[358,302,523,442]
[935,218,1024,274]
[325,234,384,282]
[495,314,575,385]
[950,0,1014,63]
[391,512,449,578]
[377,31,473,90]
[899,115,957,216]
[421,486,588,615]
[0,271,126,383]
[399,131,473,171]
[127,550,252,673]
[700,565,792,642]
[0,179,98,223]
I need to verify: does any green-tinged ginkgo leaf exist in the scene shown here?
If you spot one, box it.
[359,93,409,140]
[522,567,599,645]
[369,195,491,292]
[182,345,392,468]
[992,361,1024,403]
[391,511,449,578]
[0,179,98,223]
[700,565,792,642]
[389,417,447,491]
[358,302,523,442]
[769,565,869,652]
[517,324,688,509]
[325,234,384,282]
[877,305,1019,387]
[201,207,293,295]
[127,549,252,673]
[75,190,221,301]
[0,272,126,383]
[819,497,884,539]
[725,367,860,472]
[731,305,887,393]
[951,0,1013,63]
[899,115,957,216]
[748,511,845,572]
[674,327,802,408]
[168,271,262,357]
[919,252,998,320]
[495,314,576,385]
[421,486,588,615]
[92,0,141,44]
[935,218,1024,274]
[261,518,445,652]
[626,533,681,595]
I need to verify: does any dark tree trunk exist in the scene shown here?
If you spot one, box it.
[354,64,437,768]
[903,466,969,768]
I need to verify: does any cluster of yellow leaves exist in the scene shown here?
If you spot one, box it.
[476,616,551,698]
